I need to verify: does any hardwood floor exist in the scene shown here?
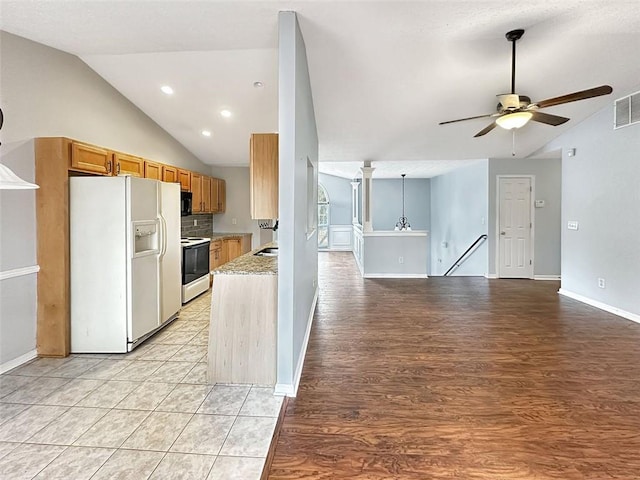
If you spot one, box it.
[267,252,640,479]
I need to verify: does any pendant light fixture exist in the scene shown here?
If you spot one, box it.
[0,107,40,190]
[394,173,411,231]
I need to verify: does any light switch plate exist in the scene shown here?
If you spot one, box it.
[567,221,579,230]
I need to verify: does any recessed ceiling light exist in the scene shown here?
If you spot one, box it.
[201,130,212,137]
[253,81,264,88]
[160,85,174,95]
[220,109,232,118]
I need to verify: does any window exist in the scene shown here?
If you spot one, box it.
[318,183,329,249]
[307,158,317,237]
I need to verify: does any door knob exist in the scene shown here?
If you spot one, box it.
[500,231,506,235]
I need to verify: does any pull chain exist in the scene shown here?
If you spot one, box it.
[512,130,516,157]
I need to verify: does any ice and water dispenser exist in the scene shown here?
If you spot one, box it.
[132,220,160,257]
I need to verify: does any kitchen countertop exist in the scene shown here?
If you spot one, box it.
[212,242,278,276]
[209,232,252,241]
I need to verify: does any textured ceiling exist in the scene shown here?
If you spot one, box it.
[1,1,639,177]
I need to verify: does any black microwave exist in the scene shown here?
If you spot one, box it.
[180,191,192,216]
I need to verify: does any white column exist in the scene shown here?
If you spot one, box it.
[350,181,360,225]
[360,166,375,232]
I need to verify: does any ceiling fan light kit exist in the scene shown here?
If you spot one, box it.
[439,29,613,137]
[496,111,532,130]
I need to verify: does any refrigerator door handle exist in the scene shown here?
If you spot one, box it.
[159,215,168,257]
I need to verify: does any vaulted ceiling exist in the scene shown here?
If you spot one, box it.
[1,1,639,178]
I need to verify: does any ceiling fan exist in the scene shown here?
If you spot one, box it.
[439,29,613,137]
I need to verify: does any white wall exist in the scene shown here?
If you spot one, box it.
[276,12,319,396]
[487,157,562,278]
[430,160,488,276]
[544,86,640,317]
[0,32,211,369]
[209,166,262,249]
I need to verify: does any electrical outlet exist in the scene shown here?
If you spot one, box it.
[232,218,237,225]
[567,221,578,230]
[194,219,198,226]
[598,278,605,289]
[398,256,404,264]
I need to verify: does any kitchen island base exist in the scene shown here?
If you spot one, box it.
[208,273,277,385]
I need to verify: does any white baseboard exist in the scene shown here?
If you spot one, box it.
[558,289,640,325]
[274,383,295,397]
[364,273,429,279]
[485,273,498,279]
[0,349,37,374]
[274,285,319,398]
[534,275,561,281]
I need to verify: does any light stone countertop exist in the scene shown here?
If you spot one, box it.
[212,242,278,275]
[209,232,252,241]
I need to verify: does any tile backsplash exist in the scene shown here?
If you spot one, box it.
[181,214,214,238]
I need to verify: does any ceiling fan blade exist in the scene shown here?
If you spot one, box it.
[534,85,613,109]
[474,122,497,137]
[530,111,570,126]
[439,114,495,125]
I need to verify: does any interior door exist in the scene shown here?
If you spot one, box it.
[498,177,533,278]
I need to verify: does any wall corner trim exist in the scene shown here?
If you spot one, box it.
[558,289,640,325]
[274,285,319,398]
[0,349,38,374]
[0,265,40,281]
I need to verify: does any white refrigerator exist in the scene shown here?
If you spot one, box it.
[70,176,181,353]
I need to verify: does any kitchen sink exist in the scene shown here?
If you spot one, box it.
[254,247,278,257]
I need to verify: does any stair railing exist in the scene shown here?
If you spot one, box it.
[443,234,488,276]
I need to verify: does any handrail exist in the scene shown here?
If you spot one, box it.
[444,234,488,276]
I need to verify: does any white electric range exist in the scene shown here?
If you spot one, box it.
[180,237,210,303]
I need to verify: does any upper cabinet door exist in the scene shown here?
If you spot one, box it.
[162,165,179,183]
[250,133,278,219]
[217,179,226,213]
[114,153,143,177]
[178,169,191,191]
[192,173,203,212]
[202,176,212,213]
[144,160,162,180]
[210,178,220,213]
[70,142,111,175]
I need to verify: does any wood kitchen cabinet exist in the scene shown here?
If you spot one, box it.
[144,160,162,180]
[210,240,224,270]
[225,238,243,262]
[191,173,203,212]
[70,142,112,175]
[113,152,144,177]
[250,133,278,219]
[210,178,226,213]
[218,179,226,212]
[202,176,212,213]
[162,165,179,184]
[178,169,191,191]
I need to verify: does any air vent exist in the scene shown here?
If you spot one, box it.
[614,91,640,129]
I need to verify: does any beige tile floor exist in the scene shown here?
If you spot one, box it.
[0,292,283,480]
